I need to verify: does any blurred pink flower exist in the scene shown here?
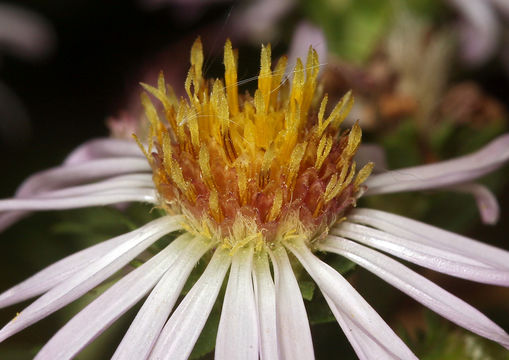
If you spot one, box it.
[448,0,509,66]
[0,4,55,147]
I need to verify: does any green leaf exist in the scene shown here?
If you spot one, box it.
[302,0,392,63]
[0,346,41,360]
[128,258,145,268]
[382,119,422,169]
[299,280,316,301]
[429,120,456,154]
[400,311,509,360]
[181,255,210,295]
[307,290,335,325]
[148,231,182,253]
[325,253,357,276]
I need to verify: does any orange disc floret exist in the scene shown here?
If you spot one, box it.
[137,38,373,248]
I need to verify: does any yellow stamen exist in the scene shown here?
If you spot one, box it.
[267,188,283,222]
[355,162,374,187]
[315,135,333,170]
[224,39,239,115]
[258,44,272,112]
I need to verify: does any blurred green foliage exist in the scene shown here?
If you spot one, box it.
[401,312,509,360]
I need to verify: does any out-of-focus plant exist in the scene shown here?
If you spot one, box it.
[0,4,55,149]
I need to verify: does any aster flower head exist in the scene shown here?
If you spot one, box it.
[0,39,509,360]
[140,37,371,254]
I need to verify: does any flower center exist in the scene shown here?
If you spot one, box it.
[137,38,373,252]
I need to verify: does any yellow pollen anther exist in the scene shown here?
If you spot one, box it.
[355,162,374,187]
[162,133,196,203]
[223,39,239,116]
[191,37,204,86]
[209,188,222,222]
[319,90,353,137]
[267,188,283,222]
[315,135,333,170]
[198,145,215,189]
[259,44,272,112]
[270,55,288,108]
[260,145,276,187]
[286,141,307,191]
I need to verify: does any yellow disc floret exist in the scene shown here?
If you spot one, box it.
[137,38,373,250]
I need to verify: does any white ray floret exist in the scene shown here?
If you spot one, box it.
[252,251,278,360]
[112,235,211,360]
[365,133,509,195]
[15,157,151,197]
[27,173,154,199]
[0,215,181,342]
[347,208,509,272]
[0,188,157,211]
[0,228,137,307]
[321,236,509,349]
[324,294,396,359]
[270,246,315,360]
[333,221,509,285]
[0,173,154,232]
[35,231,192,360]
[287,240,418,360]
[148,248,231,360]
[64,138,145,165]
[216,244,258,360]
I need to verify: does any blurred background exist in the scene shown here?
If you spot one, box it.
[0,0,508,358]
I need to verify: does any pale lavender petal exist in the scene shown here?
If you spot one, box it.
[333,221,509,286]
[0,215,182,342]
[355,144,387,173]
[148,248,231,360]
[447,0,499,65]
[231,0,294,42]
[444,182,500,224]
[252,251,278,360]
[14,157,151,197]
[321,237,509,349]
[216,245,258,360]
[140,0,231,11]
[491,0,509,18]
[0,229,135,308]
[347,208,509,272]
[0,212,28,233]
[335,220,487,268]
[0,4,55,60]
[270,246,315,360]
[112,236,210,360]
[364,134,509,195]
[64,138,144,166]
[0,188,157,211]
[35,233,192,360]
[0,174,154,232]
[1,156,148,234]
[31,174,154,199]
[286,241,417,359]
[287,21,327,79]
[323,294,395,360]
[0,157,149,231]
